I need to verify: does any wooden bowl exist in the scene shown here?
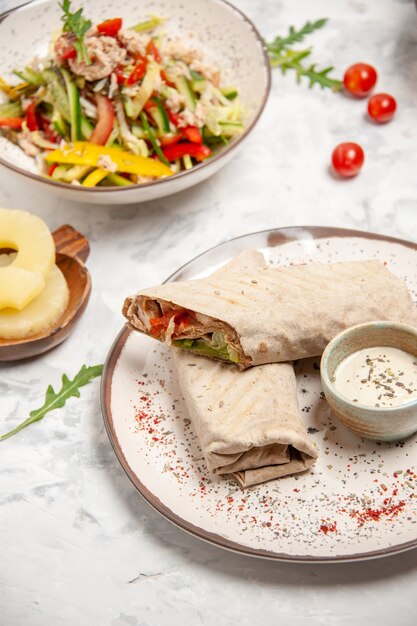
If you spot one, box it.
[0,224,91,361]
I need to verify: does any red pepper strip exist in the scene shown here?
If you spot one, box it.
[160,69,175,88]
[159,133,184,147]
[162,142,211,162]
[37,112,60,143]
[26,101,39,132]
[166,108,181,127]
[114,66,125,85]
[0,117,23,129]
[146,39,161,63]
[126,56,148,85]
[97,17,122,37]
[89,94,115,145]
[183,126,202,144]
[143,99,156,112]
[47,163,58,177]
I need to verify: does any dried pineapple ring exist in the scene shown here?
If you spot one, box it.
[0,254,69,339]
[0,209,55,310]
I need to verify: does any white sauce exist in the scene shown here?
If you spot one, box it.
[333,346,417,408]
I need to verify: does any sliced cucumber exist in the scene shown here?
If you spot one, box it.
[43,69,70,121]
[52,111,67,138]
[221,85,238,100]
[173,75,196,111]
[190,77,206,93]
[13,67,44,86]
[131,16,164,32]
[131,123,146,139]
[121,92,137,119]
[0,100,22,118]
[52,164,92,183]
[218,121,244,137]
[80,115,93,140]
[190,69,206,94]
[148,97,170,133]
[182,154,193,170]
[61,69,81,141]
[106,173,133,186]
[139,111,170,166]
[105,125,119,147]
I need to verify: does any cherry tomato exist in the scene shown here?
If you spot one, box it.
[331,142,364,178]
[367,93,397,123]
[343,63,377,97]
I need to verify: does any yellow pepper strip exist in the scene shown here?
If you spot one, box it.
[82,168,109,187]
[0,76,11,95]
[9,82,30,99]
[45,142,173,178]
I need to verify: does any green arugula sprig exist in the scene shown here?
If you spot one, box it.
[0,364,103,441]
[267,19,343,91]
[59,0,92,65]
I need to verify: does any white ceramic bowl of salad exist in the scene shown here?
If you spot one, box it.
[0,0,271,204]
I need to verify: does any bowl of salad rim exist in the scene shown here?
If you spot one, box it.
[0,0,271,204]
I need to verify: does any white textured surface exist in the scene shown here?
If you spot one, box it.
[0,0,417,624]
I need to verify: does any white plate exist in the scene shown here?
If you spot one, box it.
[101,226,417,562]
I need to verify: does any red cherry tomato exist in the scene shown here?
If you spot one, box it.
[343,63,377,97]
[331,142,364,178]
[367,93,397,123]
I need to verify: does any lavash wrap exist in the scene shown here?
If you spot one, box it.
[174,250,317,487]
[123,253,417,369]
[174,351,318,487]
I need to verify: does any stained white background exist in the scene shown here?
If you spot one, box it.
[0,0,417,625]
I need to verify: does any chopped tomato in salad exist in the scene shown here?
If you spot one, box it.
[0,0,245,187]
[97,17,123,37]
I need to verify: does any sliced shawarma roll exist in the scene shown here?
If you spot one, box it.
[173,351,318,487]
[123,251,417,369]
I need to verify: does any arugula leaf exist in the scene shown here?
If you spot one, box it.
[267,19,328,54]
[59,0,92,65]
[266,19,343,92]
[0,364,103,441]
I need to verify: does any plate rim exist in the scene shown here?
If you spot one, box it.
[101,225,417,563]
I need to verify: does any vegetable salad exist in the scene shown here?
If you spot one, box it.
[0,1,245,187]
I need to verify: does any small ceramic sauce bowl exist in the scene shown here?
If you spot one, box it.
[320,321,417,441]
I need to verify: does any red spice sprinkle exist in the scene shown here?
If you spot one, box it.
[152,436,159,442]
[320,521,337,535]
[349,499,406,527]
